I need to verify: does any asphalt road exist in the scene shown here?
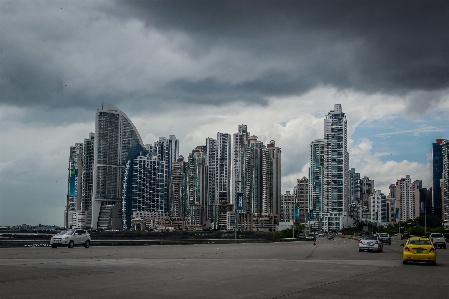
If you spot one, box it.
[0,236,447,299]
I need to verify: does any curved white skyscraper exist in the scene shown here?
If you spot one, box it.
[91,103,143,229]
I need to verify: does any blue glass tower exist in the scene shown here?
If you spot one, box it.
[433,139,444,219]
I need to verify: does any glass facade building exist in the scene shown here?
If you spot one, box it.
[92,103,143,229]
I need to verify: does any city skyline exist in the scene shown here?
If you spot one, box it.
[1,1,448,226]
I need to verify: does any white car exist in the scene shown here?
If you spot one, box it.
[358,235,383,252]
[50,229,91,248]
[318,233,325,237]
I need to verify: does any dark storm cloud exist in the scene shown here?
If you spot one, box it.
[120,0,449,94]
[1,0,448,115]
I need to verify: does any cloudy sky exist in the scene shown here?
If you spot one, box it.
[1,0,448,226]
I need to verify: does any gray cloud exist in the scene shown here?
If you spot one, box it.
[1,0,448,119]
[120,0,449,94]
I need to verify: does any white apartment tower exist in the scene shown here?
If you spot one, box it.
[395,175,420,222]
[309,104,349,232]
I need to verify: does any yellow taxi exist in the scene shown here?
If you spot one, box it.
[402,237,436,265]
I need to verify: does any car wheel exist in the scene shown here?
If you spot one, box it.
[68,240,74,248]
[403,260,407,265]
[389,242,391,245]
[358,248,362,252]
[443,244,446,249]
[51,244,57,248]
[84,240,90,248]
[431,261,436,266]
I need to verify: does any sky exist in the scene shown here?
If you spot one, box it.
[1,0,448,227]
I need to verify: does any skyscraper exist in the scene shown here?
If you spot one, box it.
[293,177,309,223]
[121,143,165,229]
[233,125,250,204]
[395,175,420,222]
[349,168,361,222]
[188,146,209,229]
[206,132,231,227]
[433,139,446,218]
[206,137,217,222]
[170,155,190,229]
[323,104,349,230]
[240,136,281,230]
[309,139,325,231]
[216,133,232,204]
[66,143,83,228]
[92,103,143,229]
[263,140,282,216]
[149,135,179,216]
[442,139,449,223]
[81,133,95,218]
[308,104,349,231]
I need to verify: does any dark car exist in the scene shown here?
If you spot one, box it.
[327,234,334,240]
[401,232,410,240]
[305,234,316,241]
[378,233,391,245]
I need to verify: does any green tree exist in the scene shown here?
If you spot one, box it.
[415,214,442,228]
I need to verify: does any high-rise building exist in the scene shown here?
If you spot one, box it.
[309,104,349,231]
[308,139,325,230]
[233,125,250,203]
[81,133,95,217]
[240,136,281,230]
[280,191,295,222]
[188,147,209,229]
[441,139,449,223]
[92,103,143,229]
[170,155,190,229]
[242,136,264,215]
[361,176,374,218]
[66,143,83,228]
[205,133,231,227]
[433,139,446,218]
[216,133,232,204]
[121,143,165,229]
[395,175,420,222]
[206,137,217,222]
[263,140,282,216]
[369,190,386,226]
[349,168,361,222]
[293,177,309,224]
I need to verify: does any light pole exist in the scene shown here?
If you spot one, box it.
[424,201,427,236]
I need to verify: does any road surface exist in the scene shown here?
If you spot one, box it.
[0,235,447,298]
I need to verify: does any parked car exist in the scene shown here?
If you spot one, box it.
[50,229,91,248]
[327,234,334,240]
[358,235,383,252]
[306,234,316,241]
[402,237,436,265]
[318,232,325,237]
[378,233,391,245]
[429,233,447,249]
[401,232,410,240]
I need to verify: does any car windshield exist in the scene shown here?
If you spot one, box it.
[409,240,431,245]
[57,230,74,235]
[379,233,388,236]
[362,235,377,240]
